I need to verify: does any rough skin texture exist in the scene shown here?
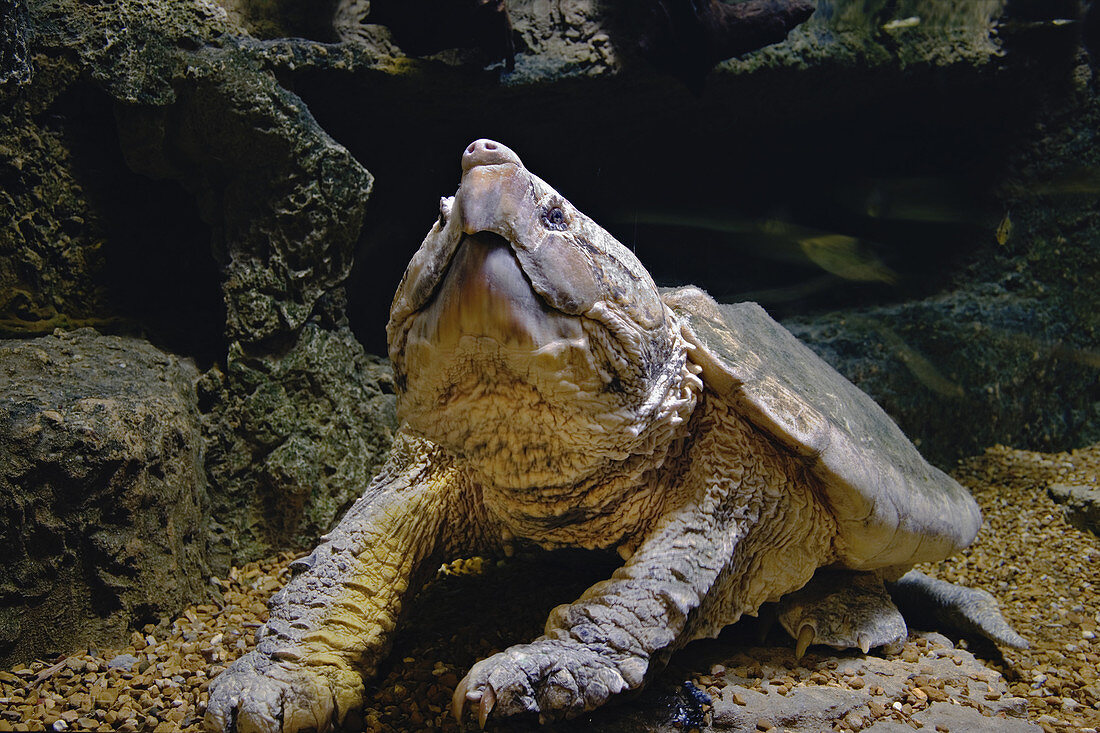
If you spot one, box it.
[205,140,1023,732]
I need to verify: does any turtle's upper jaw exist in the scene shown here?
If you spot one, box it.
[389,139,668,371]
[387,140,557,336]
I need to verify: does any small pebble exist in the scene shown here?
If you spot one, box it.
[108,654,139,671]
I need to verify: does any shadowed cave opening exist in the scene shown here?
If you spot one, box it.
[46,85,226,368]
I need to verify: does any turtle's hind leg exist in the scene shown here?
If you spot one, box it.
[777,569,907,658]
[887,570,1028,649]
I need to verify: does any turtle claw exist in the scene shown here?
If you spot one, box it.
[451,678,466,722]
[451,677,478,723]
[478,684,496,729]
[452,672,494,727]
[795,624,815,659]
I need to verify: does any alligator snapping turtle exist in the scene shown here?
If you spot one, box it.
[205,140,1025,732]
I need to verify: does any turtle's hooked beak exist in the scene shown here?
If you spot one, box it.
[386,140,541,346]
[454,142,541,246]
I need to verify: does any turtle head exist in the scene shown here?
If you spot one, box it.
[387,140,696,490]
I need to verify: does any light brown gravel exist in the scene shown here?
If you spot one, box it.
[0,555,294,732]
[0,443,1097,732]
[934,443,1100,733]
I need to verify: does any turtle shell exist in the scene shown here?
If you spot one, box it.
[662,286,981,571]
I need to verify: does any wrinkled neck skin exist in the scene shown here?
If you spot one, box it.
[471,328,702,551]
[399,300,702,550]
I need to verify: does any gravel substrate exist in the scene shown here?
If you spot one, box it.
[933,444,1100,733]
[1,443,1097,732]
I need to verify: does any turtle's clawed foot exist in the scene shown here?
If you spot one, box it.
[778,570,908,658]
[451,639,639,725]
[888,570,1029,649]
[204,650,362,733]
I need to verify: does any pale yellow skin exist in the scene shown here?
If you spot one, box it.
[204,141,1011,733]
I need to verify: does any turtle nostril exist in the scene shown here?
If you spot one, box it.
[460,139,523,173]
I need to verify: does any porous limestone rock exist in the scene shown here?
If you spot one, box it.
[0,0,32,93]
[199,323,397,567]
[0,329,209,667]
[9,0,392,561]
[0,114,112,336]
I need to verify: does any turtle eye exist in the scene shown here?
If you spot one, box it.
[541,206,568,231]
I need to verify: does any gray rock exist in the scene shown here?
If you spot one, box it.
[785,287,1095,466]
[909,701,1039,732]
[107,653,139,671]
[0,115,112,335]
[699,633,1036,733]
[0,329,210,667]
[328,0,1006,84]
[1048,483,1100,536]
[106,45,373,348]
[712,685,866,730]
[0,0,32,92]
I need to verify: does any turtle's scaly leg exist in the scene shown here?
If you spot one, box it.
[205,432,485,733]
[452,499,737,725]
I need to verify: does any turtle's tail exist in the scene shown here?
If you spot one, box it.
[887,570,1029,649]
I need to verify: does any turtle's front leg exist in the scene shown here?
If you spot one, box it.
[453,500,740,725]
[205,432,482,733]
